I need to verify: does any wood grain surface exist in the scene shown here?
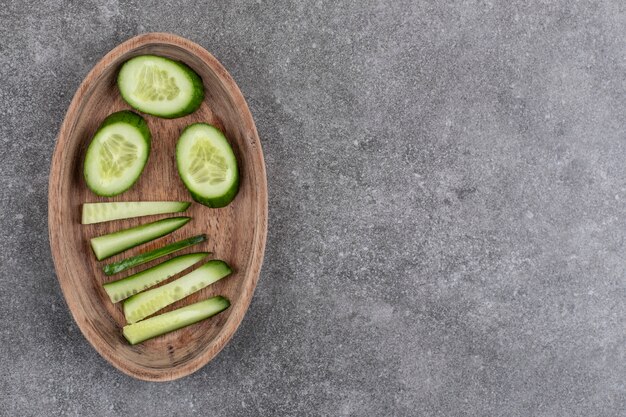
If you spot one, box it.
[48,33,267,381]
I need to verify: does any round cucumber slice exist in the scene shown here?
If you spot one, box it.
[84,111,151,197]
[176,123,239,208]
[117,55,204,118]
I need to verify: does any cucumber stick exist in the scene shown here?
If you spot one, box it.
[124,260,232,323]
[117,55,204,118]
[123,296,230,344]
[82,201,190,224]
[103,252,209,303]
[84,111,151,197]
[103,234,207,275]
[176,123,239,208]
[90,217,190,261]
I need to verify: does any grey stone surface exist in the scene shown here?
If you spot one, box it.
[0,0,625,415]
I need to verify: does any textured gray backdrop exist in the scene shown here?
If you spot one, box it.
[1,0,625,416]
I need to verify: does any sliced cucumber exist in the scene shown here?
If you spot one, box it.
[90,217,190,261]
[84,111,151,197]
[124,260,232,323]
[82,201,190,224]
[123,296,230,344]
[117,55,204,118]
[176,123,239,208]
[103,252,209,303]
[103,234,207,275]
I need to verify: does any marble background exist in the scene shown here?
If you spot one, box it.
[0,1,624,415]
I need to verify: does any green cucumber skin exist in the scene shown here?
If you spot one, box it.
[81,201,191,225]
[90,217,191,261]
[188,174,240,208]
[103,252,209,303]
[84,111,151,197]
[176,123,240,208]
[123,296,230,345]
[117,55,205,119]
[98,110,151,138]
[123,259,232,323]
[103,234,207,275]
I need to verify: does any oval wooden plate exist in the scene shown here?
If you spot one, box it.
[48,33,267,381]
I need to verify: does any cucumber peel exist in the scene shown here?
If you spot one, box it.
[123,296,230,344]
[103,252,209,303]
[102,234,207,275]
[90,217,190,261]
[123,259,232,323]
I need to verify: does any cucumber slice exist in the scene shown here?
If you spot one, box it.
[90,217,190,261]
[81,201,190,224]
[117,55,204,118]
[103,234,207,275]
[84,111,151,197]
[123,296,230,345]
[124,260,232,323]
[176,123,239,208]
[103,252,209,303]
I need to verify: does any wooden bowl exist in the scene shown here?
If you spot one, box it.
[48,33,267,381]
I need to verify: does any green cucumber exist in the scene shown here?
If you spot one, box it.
[103,234,207,275]
[90,217,190,261]
[117,55,204,118]
[124,260,232,323]
[82,201,190,224]
[84,111,151,197]
[176,123,239,208]
[103,252,209,303]
[123,296,230,344]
